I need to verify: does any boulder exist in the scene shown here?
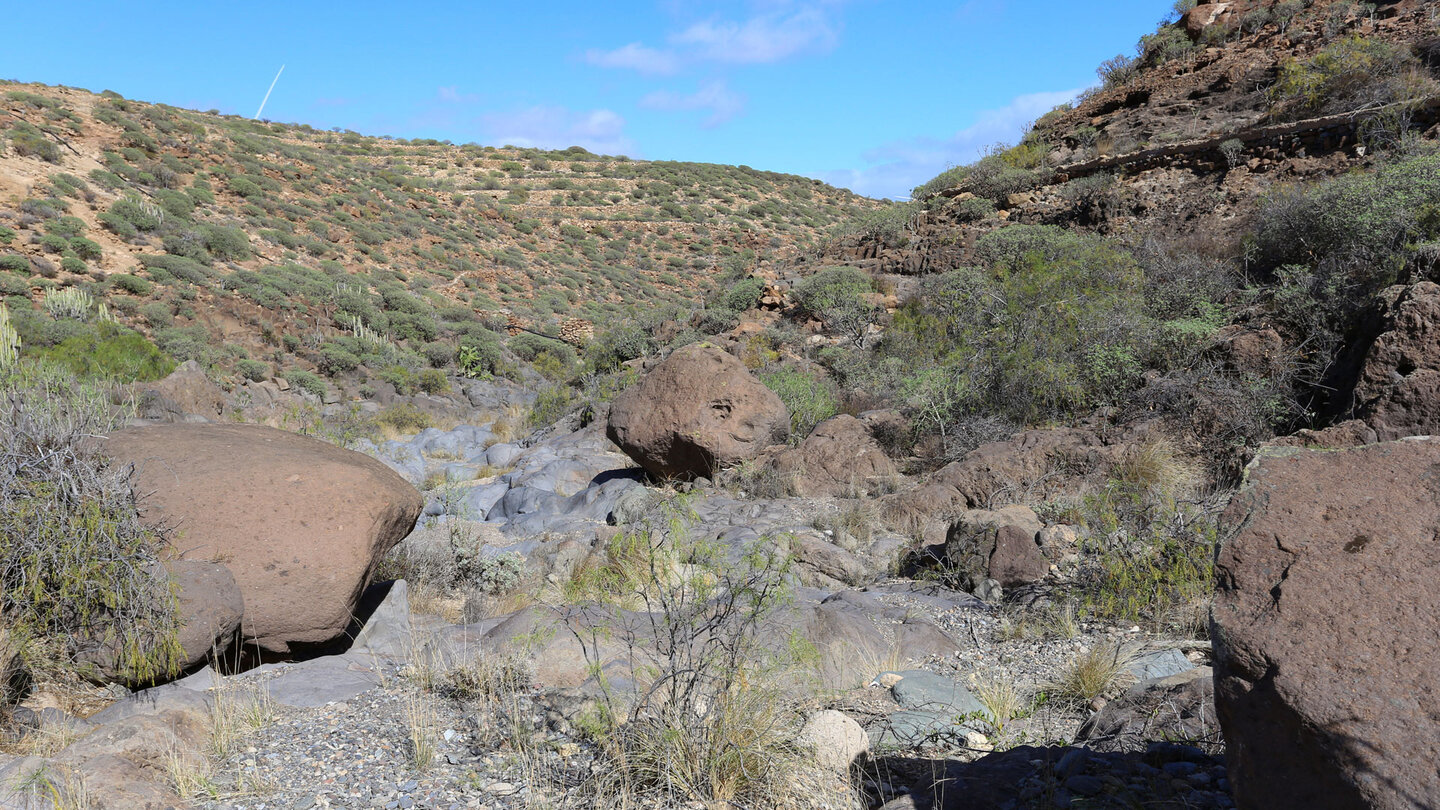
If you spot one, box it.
[606,344,788,480]
[1213,439,1440,809]
[1076,667,1214,754]
[944,506,1048,591]
[103,423,423,654]
[883,426,1129,523]
[1350,282,1440,440]
[129,359,229,422]
[767,414,899,497]
[798,710,869,773]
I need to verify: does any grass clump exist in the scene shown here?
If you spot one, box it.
[1049,643,1136,705]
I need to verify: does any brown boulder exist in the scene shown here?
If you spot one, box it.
[1213,440,1440,809]
[129,359,229,422]
[767,414,898,497]
[606,344,788,480]
[1351,282,1440,440]
[883,426,1129,523]
[79,560,244,683]
[103,423,423,654]
[944,506,1048,591]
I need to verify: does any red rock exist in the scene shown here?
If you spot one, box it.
[606,344,788,480]
[1213,439,1440,809]
[104,423,423,654]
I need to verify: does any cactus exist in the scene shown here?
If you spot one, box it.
[43,286,94,320]
[0,303,18,371]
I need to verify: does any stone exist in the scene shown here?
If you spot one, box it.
[1350,282,1440,440]
[1076,667,1214,754]
[349,579,412,660]
[884,426,1129,522]
[767,414,899,497]
[129,359,229,423]
[798,710,869,772]
[944,506,1047,590]
[1126,648,1195,683]
[888,670,985,716]
[103,423,424,654]
[1213,439,1440,809]
[606,344,788,480]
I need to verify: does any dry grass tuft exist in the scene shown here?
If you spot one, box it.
[404,690,438,772]
[971,671,1026,734]
[1049,642,1137,705]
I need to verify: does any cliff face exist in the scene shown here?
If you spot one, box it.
[811,0,1440,276]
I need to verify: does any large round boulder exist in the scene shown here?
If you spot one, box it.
[104,423,423,654]
[606,344,788,480]
[1213,439,1440,810]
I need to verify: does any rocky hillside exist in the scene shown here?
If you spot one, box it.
[0,81,881,386]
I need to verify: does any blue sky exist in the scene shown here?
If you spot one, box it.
[4,1,1175,198]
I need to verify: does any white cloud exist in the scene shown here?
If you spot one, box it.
[584,42,681,76]
[586,5,838,74]
[639,80,746,127]
[478,106,637,156]
[816,88,1082,200]
[672,8,836,64]
[436,85,481,104]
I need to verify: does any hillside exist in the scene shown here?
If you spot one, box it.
[0,81,881,388]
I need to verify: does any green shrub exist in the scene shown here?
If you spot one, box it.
[318,342,361,376]
[69,237,103,261]
[791,267,878,346]
[377,403,433,433]
[717,278,765,312]
[111,274,154,296]
[203,225,250,261]
[27,321,175,383]
[757,366,837,442]
[587,323,653,373]
[0,227,14,246]
[1270,35,1433,119]
[60,257,87,274]
[235,358,269,382]
[417,368,449,394]
[285,369,327,399]
[528,384,575,427]
[0,255,28,273]
[103,197,164,233]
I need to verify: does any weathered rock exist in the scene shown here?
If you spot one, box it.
[767,414,899,497]
[1350,282,1440,440]
[944,506,1048,591]
[129,359,229,422]
[1213,439,1440,810]
[607,344,788,480]
[1077,667,1215,754]
[104,423,424,654]
[798,710,869,772]
[884,426,1129,523]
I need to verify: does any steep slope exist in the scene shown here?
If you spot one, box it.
[0,82,882,385]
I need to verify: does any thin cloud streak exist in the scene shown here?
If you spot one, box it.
[639,80,746,127]
[816,88,1082,199]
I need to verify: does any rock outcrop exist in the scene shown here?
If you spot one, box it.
[606,344,788,480]
[129,359,230,422]
[104,423,424,654]
[1213,439,1440,810]
[1350,282,1440,440]
[944,506,1049,591]
[766,414,898,497]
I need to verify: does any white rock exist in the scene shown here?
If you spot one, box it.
[798,709,868,772]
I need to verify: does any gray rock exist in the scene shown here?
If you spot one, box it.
[887,670,985,717]
[349,580,412,660]
[1127,648,1195,683]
